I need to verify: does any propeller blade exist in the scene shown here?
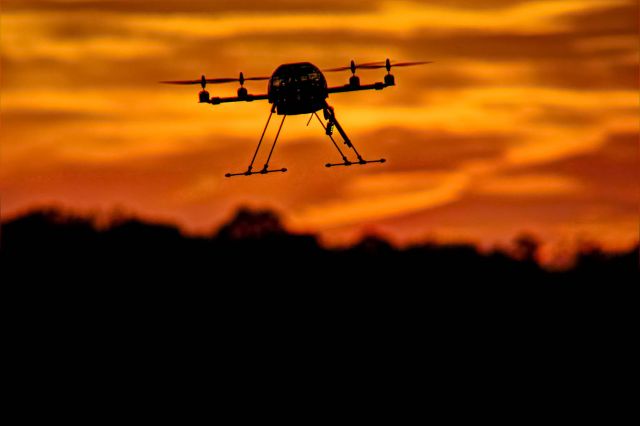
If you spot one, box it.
[357,61,433,70]
[160,79,203,85]
[324,61,383,72]
[204,77,240,84]
[323,60,431,72]
[323,66,353,72]
[160,76,270,85]
[391,61,433,67]
[356,64,387,69]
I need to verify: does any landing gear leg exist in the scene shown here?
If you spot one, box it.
[321,102,386,168]
[260,115,286,174]
[225,104,288,177]
[313,112,350,166]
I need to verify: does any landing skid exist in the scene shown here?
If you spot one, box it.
[325,159,386,168]
[315,104,387,170]
[225,168,287,177]
[226,102,387,177]
[225,104,288,178]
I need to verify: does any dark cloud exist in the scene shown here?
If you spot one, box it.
[404,31,628,62]
[360,128,638,241]
[2,108,114,124]
[509,132,638,204]
[39,18,128,40]
[560,2,639,36]
[414,68,485,89]
[531,106,602,126]
[374,189,634,243]
[411,0,531,8]
[4,0,636,93]
[4,0,546,14]
[354,127,514,172]
[2,0,377,14]
[531,106,637,128]
[530,61,638,91]
[408,1,637,57]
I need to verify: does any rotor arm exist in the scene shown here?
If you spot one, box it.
[327,81,389,94]
[208,94,270,104]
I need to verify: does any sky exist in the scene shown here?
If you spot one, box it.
[1,0,638,262]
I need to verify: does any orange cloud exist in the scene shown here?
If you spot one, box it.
[1,0,637,256]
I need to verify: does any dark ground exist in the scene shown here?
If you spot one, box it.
[1,207,637,323]
[2,207,636,282]
[2,208,636,391]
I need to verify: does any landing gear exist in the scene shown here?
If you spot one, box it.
[226,102,386,177]
[225,104,288,177]
[317,102,386,168]
[325,121,334,136]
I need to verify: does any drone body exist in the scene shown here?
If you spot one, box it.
[162,59,430,177]
[268,62,328,115]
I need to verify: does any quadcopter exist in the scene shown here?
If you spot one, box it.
[162,59,430,177]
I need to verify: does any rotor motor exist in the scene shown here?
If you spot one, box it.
[199,90,210,103]
[384,74,395,86]
[162,72,270,104]
[323,58,430,88]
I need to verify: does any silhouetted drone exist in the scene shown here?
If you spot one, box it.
[162,59,430,177]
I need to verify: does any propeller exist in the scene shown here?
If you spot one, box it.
[324,59,432,74]
[324,60,371,74]
[160,73,270,89]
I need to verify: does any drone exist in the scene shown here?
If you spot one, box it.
[161,59,430,177]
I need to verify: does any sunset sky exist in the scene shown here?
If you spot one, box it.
[1,0,638,261]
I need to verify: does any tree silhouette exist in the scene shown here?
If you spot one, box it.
[1,207,637,289]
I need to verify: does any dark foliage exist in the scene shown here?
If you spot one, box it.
[2,207,636,285]
[2,208,636,364]
[0,209,638,321]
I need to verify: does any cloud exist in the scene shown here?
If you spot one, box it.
[476,174,582,196]
[1,0,637,253]
[512,132,638,205]
[3,0,635,95]
[561,1,639,36]
[353,127,513,172]
[290,170,470,229]
[2,0,376,14]
[1,108,114,124]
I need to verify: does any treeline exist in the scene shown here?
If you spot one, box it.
[1,207,636,287]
